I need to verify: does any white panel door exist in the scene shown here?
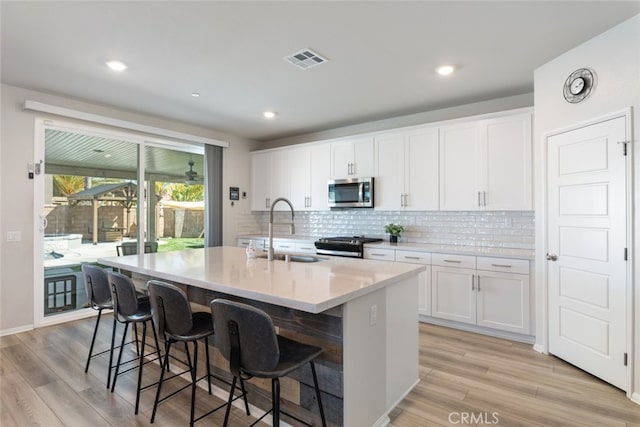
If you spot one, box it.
[352,136,375,177]
[331,139,353,179]
[439,123,481,210]
[405,127,439,210]
[547,115,628,390]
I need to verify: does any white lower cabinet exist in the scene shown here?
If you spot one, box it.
[395,250,432,316]
[431,254,530,335]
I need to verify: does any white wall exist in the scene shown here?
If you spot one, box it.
[0,83,256,333]
[262,93,533,148]
[533,15,640,400]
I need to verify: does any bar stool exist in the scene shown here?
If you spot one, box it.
[147,280,250,426]
[210,298,327,427]
[107,271,162,414]
[82,263,148,388]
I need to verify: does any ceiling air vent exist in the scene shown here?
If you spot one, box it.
[283,48,328,70]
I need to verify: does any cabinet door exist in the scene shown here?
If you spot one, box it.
[251,151,272,211]
[431,266,476,324]
[476,271,530,334]
[331,139,354,179]
[270,150,290,210]
[405,127,439,210]
[418,266,432,316]
[374,133,405,210]
[289,147,311,210]
[481,113,532,210]
[352,137,374,177]
[439,123,481,210]
[309,144,331,210]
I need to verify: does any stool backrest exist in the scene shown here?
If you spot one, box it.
[117,241,158,256]
[107,271,139,320]
[210,299,280,373]
[147,280,193,338]
[81,264,111,306]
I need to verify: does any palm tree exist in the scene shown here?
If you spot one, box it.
[53,175,85,196]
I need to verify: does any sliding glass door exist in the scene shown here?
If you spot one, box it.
[37,120,204,324]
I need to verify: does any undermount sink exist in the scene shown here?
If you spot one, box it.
[256,253,328,263]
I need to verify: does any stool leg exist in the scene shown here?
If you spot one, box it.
[134,321,147,414]
[151,319,162,365]
[111,322,129,392]
[310,361,327,427]
[272,378,280,427]
[222,376,237,427]
[189,341,198,427]
[204,336,212,395]
[85,309,102,373]
[107,316,117,388]
[151,340,172,424]
[239,377,251,415]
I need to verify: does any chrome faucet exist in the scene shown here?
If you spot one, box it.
[268,197,295,261]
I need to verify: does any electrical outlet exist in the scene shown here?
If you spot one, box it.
[369,304,377,326]
[7,231,21,242]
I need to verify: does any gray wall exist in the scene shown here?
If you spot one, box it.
[533,14,640,399]
[0,83,256,333]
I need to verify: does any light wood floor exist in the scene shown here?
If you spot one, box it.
[1,318,638,426]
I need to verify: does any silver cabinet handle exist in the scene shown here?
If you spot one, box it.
[483,191,487,207]
[370,253,386,257]
[491,264,512,268]
[478,191,481,207]
[444,259,461,263]
[400,194,404,207]
[477,275,481,291]
[472,274,475,290]
[279,245,291,248]
[265,198,270,209]
[404,256,420,260]
[307,196,311,208]
[404,194,408,207]
[546,253,558,261]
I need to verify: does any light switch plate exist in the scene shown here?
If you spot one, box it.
[7,231,21,242]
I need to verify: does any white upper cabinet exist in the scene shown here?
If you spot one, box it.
[250,151,272,211]
[440,111,532,211]
[375,127,439,211]
[331,136,374,179]
[480,113,532,210]
[289,144,331,211]
[439,122,482,210]
[250,150,290,211]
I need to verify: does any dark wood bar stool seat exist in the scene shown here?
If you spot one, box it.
[107,271,162,414]
[210,298,327,427]
[147,280,250,426]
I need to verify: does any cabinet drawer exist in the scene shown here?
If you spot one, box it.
[295,242,317,254]
[237,238,265,249]
[477,257,529,275]
[432,253,476,269]
[273,241,296,252]
[396,250,431,265]
[364,248,396,261]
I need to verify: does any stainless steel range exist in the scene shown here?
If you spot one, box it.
[314,236,383,258]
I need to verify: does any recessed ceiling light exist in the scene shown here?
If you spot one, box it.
[263,111,277,119]
[104,153,112,158]
[436,65,455,76]
[191,92,200,98]
[106,60,127,72]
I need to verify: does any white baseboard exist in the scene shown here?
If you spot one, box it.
[419,316,535,344]
[532,343,546,354]
[0,324,34,337]
[371,415,391,427]
[630,391,640,405]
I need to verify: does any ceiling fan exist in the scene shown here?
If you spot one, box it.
[184,159,201,185]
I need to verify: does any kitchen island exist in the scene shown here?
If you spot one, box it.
[99,246,424,427]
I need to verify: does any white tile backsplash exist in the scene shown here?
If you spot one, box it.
[236,210,534,250]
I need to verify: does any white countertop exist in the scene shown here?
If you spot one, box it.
[237,234,535,260]
[98,246,425,314]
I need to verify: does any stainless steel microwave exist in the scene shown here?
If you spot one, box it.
[328,177,374,208]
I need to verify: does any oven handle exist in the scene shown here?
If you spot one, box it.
[316,248,362,258]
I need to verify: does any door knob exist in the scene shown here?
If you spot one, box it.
[546,253,558,261]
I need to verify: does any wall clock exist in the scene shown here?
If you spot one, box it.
[563,68,596,103]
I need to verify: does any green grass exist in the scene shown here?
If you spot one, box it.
[157,237,205,252]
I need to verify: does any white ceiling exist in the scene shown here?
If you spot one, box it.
[2,1,639,142]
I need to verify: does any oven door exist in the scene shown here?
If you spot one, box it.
[328,177,374,208]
